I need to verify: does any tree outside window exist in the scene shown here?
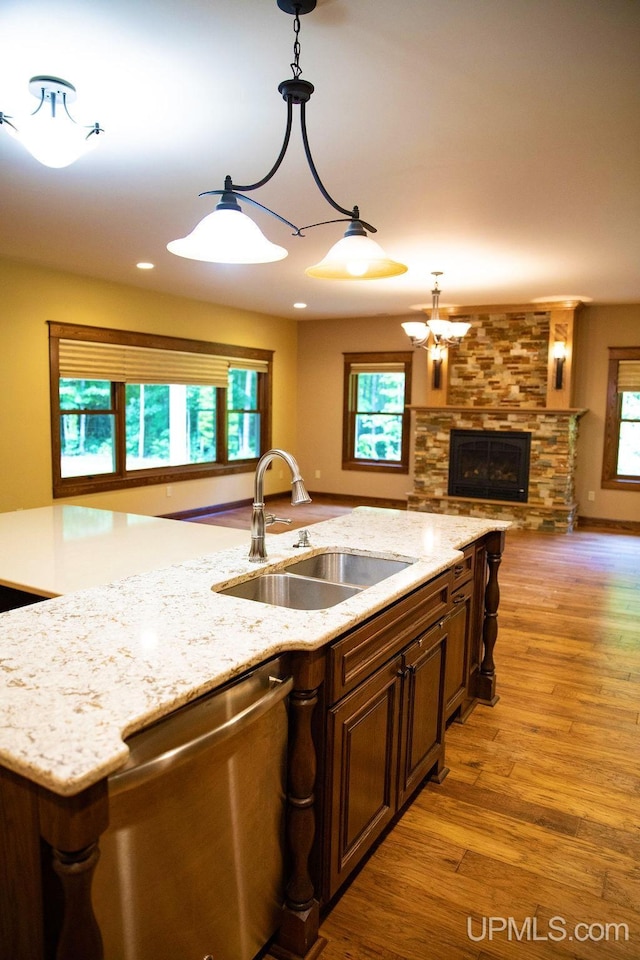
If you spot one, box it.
[602,347,640,490]
[342,352,412,473]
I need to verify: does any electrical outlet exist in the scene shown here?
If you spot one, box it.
[166,485,172,497]
[587,490,595,501]
[315,469,321,479]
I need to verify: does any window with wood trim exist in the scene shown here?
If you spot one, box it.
[602,346,640,490]
[49,322,272,497]
[342,352,412,473]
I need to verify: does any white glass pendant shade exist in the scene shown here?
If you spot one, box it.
[167,207,288,264]
[305,233,408,280]
[401,320,429,340]
[427,317,454,339]
[449,321,471,339]
[17,110,99,168]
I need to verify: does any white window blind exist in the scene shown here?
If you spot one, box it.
[617,360,640,393]
[350,362,406,374]
[59,340,267,386]
[227,357,269,374]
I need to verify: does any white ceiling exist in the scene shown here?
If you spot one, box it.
[1,0,639,320]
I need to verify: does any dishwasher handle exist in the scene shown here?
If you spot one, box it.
[109,674,293,797]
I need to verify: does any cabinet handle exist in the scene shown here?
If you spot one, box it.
[454,563,464,575]
[397,665,416,678]
[452,593,465,604]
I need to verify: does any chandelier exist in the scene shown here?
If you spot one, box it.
[0,76,103,169]
[167,0,407,280]
[401,272,471,348]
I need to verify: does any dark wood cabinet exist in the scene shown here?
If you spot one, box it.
[323,572,451,900]
[444,578,473,721]
[444,540,489,723]
[397,621,447,809]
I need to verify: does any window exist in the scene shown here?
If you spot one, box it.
[49,323,272,497]
[342,352,412,473]
[602,347,640,490]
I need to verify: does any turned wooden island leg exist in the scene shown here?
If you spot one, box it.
[0,767,108,960]
[39,779,109,960]
[271,649,327,960]
[476,529,505,705]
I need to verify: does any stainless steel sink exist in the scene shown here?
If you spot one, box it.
[217,573,361,610]
[285,552,412,587]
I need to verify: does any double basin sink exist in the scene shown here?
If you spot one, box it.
[216,552,413,610]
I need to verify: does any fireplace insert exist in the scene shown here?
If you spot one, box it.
[448,429,531,502]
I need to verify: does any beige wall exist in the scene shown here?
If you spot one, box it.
[296,314,428,502]
[0,257,298,515]
[573,303,640,523]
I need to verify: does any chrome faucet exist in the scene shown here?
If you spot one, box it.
[249,449,311,562]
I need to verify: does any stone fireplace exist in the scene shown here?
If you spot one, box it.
[408,302,586,531]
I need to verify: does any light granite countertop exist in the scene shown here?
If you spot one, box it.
[0,507,509,797]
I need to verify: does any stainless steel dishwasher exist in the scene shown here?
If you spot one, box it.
[92,658,292,960]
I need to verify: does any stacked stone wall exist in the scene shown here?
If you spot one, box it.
[448,312,550,408]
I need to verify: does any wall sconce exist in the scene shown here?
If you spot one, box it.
[0,76,103,168]
[431,344,444,390]
[552,341,567,389]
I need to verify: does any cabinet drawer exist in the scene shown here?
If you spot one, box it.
[452,544,475,587]
[328,569,452,703]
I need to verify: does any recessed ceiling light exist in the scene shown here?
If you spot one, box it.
[293,302,307,309]
[136,262,155,270]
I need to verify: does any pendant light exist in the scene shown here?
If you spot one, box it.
[0,76,103,169]
[167,0,407,280]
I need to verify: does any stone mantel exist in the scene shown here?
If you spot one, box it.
[409,406,587,416]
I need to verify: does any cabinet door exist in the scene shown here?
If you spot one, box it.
[397,623,446,809]
[444,579,473,721]
[325,658,401,898]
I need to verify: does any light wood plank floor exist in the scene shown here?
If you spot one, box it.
[195,499,640,957]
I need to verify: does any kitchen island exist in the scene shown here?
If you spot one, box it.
[0,506,508,960]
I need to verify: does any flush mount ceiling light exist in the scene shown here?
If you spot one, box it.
[402,272,471,348]
[167,0,407,280]
[0,76,103,169]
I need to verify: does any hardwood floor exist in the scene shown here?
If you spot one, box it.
[197,497,640,957]
[318,524,640,960]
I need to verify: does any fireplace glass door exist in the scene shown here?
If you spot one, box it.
[448,429,531,502]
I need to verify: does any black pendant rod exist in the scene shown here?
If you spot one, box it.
[227,95,295,194]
